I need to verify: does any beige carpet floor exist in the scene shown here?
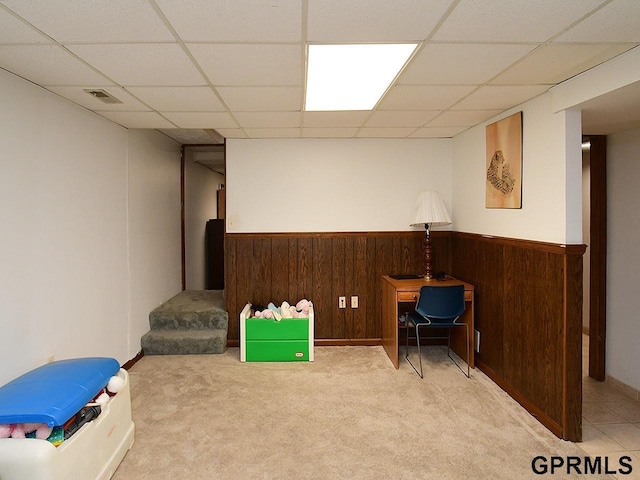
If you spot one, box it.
[112,346,609,480]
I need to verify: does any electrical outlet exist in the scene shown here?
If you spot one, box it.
[474,329,480,353]
[351,296,358,308]
[339,296,346,308]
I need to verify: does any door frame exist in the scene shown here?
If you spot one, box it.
[586,135,607,381]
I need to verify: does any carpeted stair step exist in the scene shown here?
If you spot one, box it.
[142,290,229,355]
[141,329,227,355]
[149,290,228,331]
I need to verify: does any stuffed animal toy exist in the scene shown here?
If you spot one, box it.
[296,299,313,317]
[107,375,125,395]
[281,301,291,313]
[254,309,274,319]
[6,423,52,439]
[267,302,282,321]
[22,423,53,440]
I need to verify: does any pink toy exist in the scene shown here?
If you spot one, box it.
[9,424,25,438]
[296,299,313,316]
[22,423,53,440]
[2,423,52,439]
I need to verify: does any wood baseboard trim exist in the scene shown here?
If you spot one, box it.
[476,359,564,440]
[314,338,382,346]
[122,350,144,370]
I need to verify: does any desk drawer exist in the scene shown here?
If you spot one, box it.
[398,290,472,302]
[397,292,418,303]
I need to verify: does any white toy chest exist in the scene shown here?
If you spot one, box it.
[0,359,135,480]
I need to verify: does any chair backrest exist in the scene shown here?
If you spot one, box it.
[415,285,466,322]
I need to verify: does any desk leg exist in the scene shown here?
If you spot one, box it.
[449,302,475,368]
[381,280,399,369]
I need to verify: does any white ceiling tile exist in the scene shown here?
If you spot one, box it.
[1,0,174,43]
[188,44,301,86]
[400,43,536,85]
[215,128,248,139]
[0,8,52,44]
[161,112,238,129]
[453,85,550,110]
[356,127,416,138]
[554,0,640,43]
[426,110,503,127]
[157,129,219,145]
[498,44,630,85]
[307,0,454,42]
[45,86,149,111]
[155,0,301,42]
[303,111,369,127]
[244,128,300,138]
[234,112,300,128]
[379,85,476,110]
[365,110,440,127]
[409,126,468,138]
[492,44,634,85]
[126,87,225,112]
[217,86,301,111]
[96,111,176,129]
[433,0,605,42]
[67,43,205,87]
[302,127,358,138]
[0,45,110,85]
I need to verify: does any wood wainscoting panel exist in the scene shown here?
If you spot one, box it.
[225,231,451,344]
[449,232,585,442]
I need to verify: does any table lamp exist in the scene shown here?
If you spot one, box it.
[410,191,451,279]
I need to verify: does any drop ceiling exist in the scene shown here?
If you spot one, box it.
[1,0,639,144]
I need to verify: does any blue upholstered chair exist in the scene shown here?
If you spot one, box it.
[405,284,470,378]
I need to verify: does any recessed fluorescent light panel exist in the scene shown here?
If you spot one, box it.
[305,43,417,111]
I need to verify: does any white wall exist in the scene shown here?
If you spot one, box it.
[452,93,583,244]
[0,70,182,385]
[184,151,223,290]
[226,138,452,233]
[127,129,182,354]
[607,127,640,391]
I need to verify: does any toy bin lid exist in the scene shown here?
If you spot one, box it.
[0,357,120,428]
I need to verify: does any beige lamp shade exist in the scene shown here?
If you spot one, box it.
[410,191,451,227]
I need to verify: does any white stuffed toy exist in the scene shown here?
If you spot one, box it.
[107,375,125,395]
[296,299,313,317]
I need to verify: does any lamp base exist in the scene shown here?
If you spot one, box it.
[422,224,433,279]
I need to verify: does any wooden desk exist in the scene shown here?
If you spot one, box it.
[381,275,475,370]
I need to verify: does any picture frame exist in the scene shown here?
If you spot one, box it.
[485,111,522,209]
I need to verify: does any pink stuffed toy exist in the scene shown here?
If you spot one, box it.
[295,299,312,317]
[0,423,52,439]
[20,423,52,440]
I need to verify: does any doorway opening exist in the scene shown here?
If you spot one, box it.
[181,143,226,291]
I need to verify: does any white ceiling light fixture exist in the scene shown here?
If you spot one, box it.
[305,43,418,111]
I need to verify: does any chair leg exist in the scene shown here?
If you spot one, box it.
[416,325,423,379]
[446,325,470,379]
[405,324,424,378]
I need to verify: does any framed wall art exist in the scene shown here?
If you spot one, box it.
[486,111,522,209]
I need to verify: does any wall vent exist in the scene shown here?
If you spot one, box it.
[83,89,123,104]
